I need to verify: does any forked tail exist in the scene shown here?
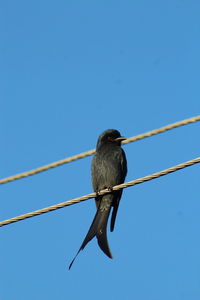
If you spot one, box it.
[69,195,112,269]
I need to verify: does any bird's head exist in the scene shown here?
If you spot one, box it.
[96,129,126,149]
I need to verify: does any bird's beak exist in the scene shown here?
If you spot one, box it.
[115,136,126,141]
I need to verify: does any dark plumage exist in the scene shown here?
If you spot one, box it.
[69,129,127,269]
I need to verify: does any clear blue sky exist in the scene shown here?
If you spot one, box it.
[1,1,200,299]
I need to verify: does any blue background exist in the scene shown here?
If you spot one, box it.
[1,1,200,299]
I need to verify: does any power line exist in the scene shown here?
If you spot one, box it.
[0,157,199,228]
[0,115,199,185]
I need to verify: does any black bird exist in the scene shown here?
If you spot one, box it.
[69,129,127,269]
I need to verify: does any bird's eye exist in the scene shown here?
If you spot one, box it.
[107,136,113,141]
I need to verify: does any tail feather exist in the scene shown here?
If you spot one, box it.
[69,196,112,269]
[96,228,112,259]
[110,190,123,232]
[110,203,119,232]
[96,202,112,258]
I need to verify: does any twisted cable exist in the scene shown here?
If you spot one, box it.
[0,115,199,185]
[0,157,199,227]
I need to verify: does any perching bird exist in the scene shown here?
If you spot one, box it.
[69,129,127,269]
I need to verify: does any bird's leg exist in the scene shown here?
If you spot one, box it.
[96,186,112,196]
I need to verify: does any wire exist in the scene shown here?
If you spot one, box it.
[0,115,199,185]
[0,157,199,228]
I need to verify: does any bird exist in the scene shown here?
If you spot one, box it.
[69,129,127,269]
